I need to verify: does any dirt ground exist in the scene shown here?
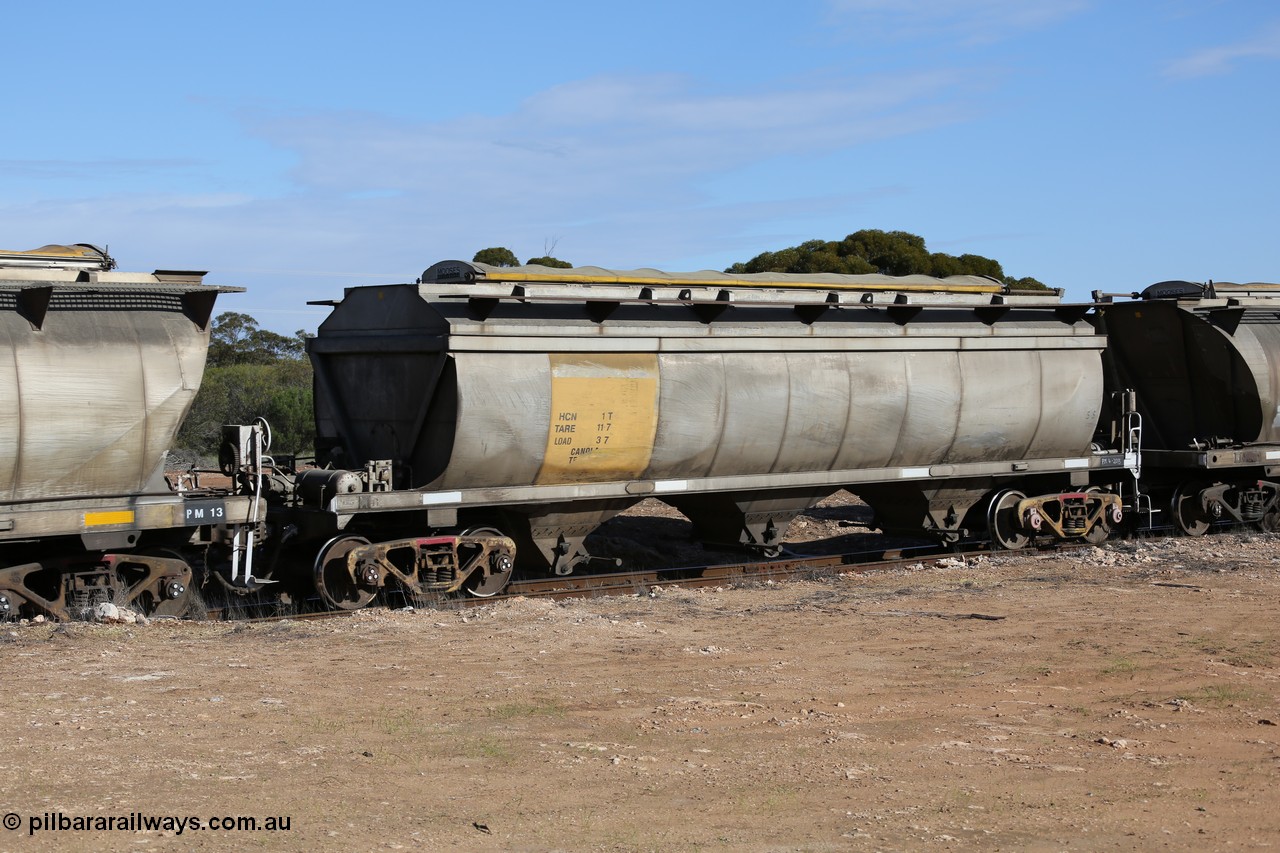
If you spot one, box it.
[2,501,1279,851]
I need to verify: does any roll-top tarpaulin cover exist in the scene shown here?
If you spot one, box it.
[421,260,1012,294]
[0,244,116,271]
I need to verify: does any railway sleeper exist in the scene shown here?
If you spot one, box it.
[313,533,517,611]
[0,553,192,621]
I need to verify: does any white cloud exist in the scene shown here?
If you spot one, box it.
[197,69,977,285]
[825,0,1088,43]
[252,71,971,208]
[1164,21,1280,78]
[0,158,202,179]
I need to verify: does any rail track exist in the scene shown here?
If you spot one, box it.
[198,538,1055,623]
[498,543,961,600]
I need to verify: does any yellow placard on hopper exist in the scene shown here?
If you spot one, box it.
[537,354,659,484]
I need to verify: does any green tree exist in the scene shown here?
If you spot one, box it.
[955,253,1004,280]
[927,253,966,277]
[840,230,930,276]
[525,255,573,268]
[177,361,315,459]
[176,314,315,461]
[1005,276,1050,291]
[208,311,305,367]
[727,240,876,275]
[726,229,1049,289]
[472,247,520,267]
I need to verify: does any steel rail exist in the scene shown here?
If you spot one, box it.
[201,539,1024,622]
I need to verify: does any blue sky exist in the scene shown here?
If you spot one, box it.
[2,0,1277,332]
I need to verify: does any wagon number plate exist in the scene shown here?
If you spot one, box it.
[184,500,226,524]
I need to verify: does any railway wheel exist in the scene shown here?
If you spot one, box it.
[106,548,195,619]
[459,527,515,598]
[313,535,377,610]
[1083,519,1111,545]
[987,489,1029,551]
[1172,483,1212,537]
[1082,488,1112,545]
[139,549,195,618]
